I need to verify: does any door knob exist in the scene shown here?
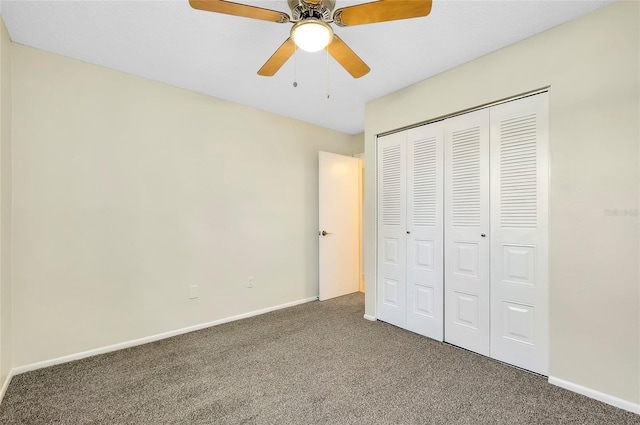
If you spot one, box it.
[321,230,332,236]
[481,233,486,237]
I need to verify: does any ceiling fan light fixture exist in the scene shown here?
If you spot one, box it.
[291,19,334,52]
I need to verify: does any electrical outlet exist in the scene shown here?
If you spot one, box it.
[189,285,199,299]
[247,276,254,288]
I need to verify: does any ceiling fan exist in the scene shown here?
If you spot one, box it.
[189,0,433,78]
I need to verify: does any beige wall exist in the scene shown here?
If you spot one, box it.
[0,16,12,390]
[364,1,639,404]
[11,44,356,367]
[351,132,365,155]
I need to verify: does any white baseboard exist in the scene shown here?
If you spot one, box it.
[549,376,640,415]
[12,296,318,376]
[0,370,14,404]
[363,314,376,322]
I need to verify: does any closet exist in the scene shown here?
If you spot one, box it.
[376,93,548,375]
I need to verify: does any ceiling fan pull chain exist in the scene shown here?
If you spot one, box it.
[293,45,298,88]
[326,46,330,99]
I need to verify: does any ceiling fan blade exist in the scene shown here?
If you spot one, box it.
[189,0,290,23]
[333,0,432,27]
[258,38,296,76]
[328,36,370,79]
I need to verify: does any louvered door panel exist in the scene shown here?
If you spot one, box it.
[412,139,437,227]
[500,113,537,228]
[490,93,549,375]
[382,145,402,226]
[444,109,490,356]
[377,132,407,327]
[451,127,481,228]
[406,123,444,340]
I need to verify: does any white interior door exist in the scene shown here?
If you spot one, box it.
[405,124,444,340]
[376,133,407,327]
[318,151,360,301]
[444,109,491,356]
[489,93,549,374]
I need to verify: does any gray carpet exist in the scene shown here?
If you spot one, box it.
[0,293,638,424]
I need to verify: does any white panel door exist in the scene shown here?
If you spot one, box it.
[318,151,360,301]
[444,109,490,356]
[376,132,407,327]
[489,93,549,374]
[405,123,444,340]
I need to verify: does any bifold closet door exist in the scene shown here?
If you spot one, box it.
[444,109,490,356]
[377,132,407,328]
[489,93,549,375]
[405,124,444,340]
[377,93,548,373]
[377,125,444,340]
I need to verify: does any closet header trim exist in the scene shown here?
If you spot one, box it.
[377,86,550,138]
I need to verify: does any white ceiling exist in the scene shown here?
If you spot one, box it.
[0,0,613,134]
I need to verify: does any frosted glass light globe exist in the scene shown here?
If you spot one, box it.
[291,19,333,52]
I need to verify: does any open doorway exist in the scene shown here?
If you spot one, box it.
[318,151,364,300]
[355,152,365,293]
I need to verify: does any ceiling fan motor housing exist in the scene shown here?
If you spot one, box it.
[288,0,335,22]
